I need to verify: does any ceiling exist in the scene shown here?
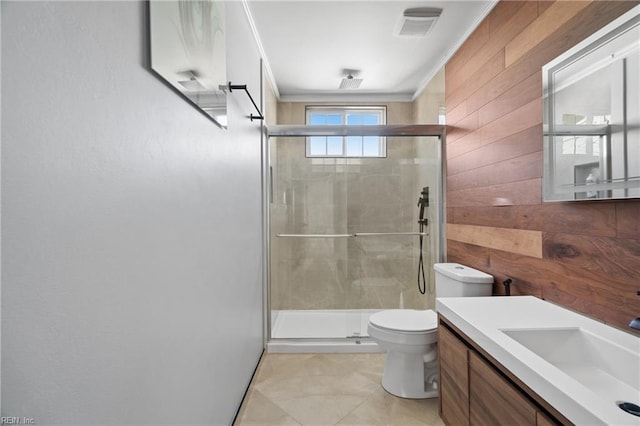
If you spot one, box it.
[246,0,497,102]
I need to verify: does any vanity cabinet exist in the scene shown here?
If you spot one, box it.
[438,316,568,426]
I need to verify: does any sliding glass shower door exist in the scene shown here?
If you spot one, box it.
[267,125,443,342]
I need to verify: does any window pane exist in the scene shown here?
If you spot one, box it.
[309,136,326,156]
[327,114,342,125]
[309,114,326,125]
[346,136,362,156]
[347,114,363,125]
[363,136,380,156]
[362,114,379,125]
[327,136,343,155]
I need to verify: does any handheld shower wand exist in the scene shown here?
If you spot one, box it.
[418,187,429,225]
[417,187,429,295]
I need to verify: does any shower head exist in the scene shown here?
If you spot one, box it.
[339,71,363,90]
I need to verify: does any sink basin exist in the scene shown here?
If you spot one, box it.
[501,327,640,406]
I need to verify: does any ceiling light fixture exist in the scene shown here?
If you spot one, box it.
[395,8,442,37]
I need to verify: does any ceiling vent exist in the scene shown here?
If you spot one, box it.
[339,71,363,90]
[395,8,442,37]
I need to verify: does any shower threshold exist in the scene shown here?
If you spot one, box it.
[268,309,383,353]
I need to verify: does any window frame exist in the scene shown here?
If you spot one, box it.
[305,106,387,158]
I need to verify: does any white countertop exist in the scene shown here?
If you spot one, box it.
[436,296,640,426]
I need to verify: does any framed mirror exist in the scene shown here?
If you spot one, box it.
[148,0,227,127]
[543,5,639,201]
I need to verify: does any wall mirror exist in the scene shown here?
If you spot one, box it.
[149,0,227,127]
[543,5,639,201]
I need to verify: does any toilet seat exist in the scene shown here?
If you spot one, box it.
[369,309,437,333]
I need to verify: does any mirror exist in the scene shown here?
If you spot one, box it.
[543,5,639,201]
[149,0,227,127]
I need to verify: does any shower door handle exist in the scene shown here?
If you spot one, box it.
[276,234,353,238]
[276,232,428,238]
[353,232,428,237]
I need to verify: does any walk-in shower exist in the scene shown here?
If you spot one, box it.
[264,125,444,352]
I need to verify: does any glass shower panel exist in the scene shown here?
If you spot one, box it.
[269,135,441,341]
[343,136,439,314]
[270,137,351,339]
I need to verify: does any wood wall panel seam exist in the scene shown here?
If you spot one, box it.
[447,100,468,127]
[477,71,542,128]
[446,178,542,208]
[488,1,529,38]
[447,1,538,95]
[446,126,542,177]
[446,111,479,144]
[446,19,491,94]
[446,99,542,160]
[465,67,538,115]
[446,50,505,112]
[446,151,542,192]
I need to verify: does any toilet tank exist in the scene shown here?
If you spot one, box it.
[434,263,494,297]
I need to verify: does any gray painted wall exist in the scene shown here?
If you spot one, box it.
[1,1,264,424]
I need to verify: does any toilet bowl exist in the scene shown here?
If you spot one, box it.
[368,309,439,398]
[367,263,494,399]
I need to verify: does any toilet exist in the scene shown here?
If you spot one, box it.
[367,262,494,399]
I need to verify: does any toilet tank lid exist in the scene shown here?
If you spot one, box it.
[434,263,494,284]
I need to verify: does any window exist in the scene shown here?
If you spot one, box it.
[305,107,386,157]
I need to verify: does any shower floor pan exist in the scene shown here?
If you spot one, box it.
[268,309,384,353]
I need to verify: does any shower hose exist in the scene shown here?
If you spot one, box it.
[418,220,426,295]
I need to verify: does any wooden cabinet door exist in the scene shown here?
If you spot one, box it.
[469,351,537,426]
[439,324,470,426]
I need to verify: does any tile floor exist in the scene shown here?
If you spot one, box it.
[234,353,445,425]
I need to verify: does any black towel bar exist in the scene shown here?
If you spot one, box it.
[221,82,264,122]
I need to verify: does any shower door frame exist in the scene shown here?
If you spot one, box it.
[262,124,447,349]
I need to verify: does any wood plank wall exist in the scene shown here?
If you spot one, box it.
[445,0,640,334]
